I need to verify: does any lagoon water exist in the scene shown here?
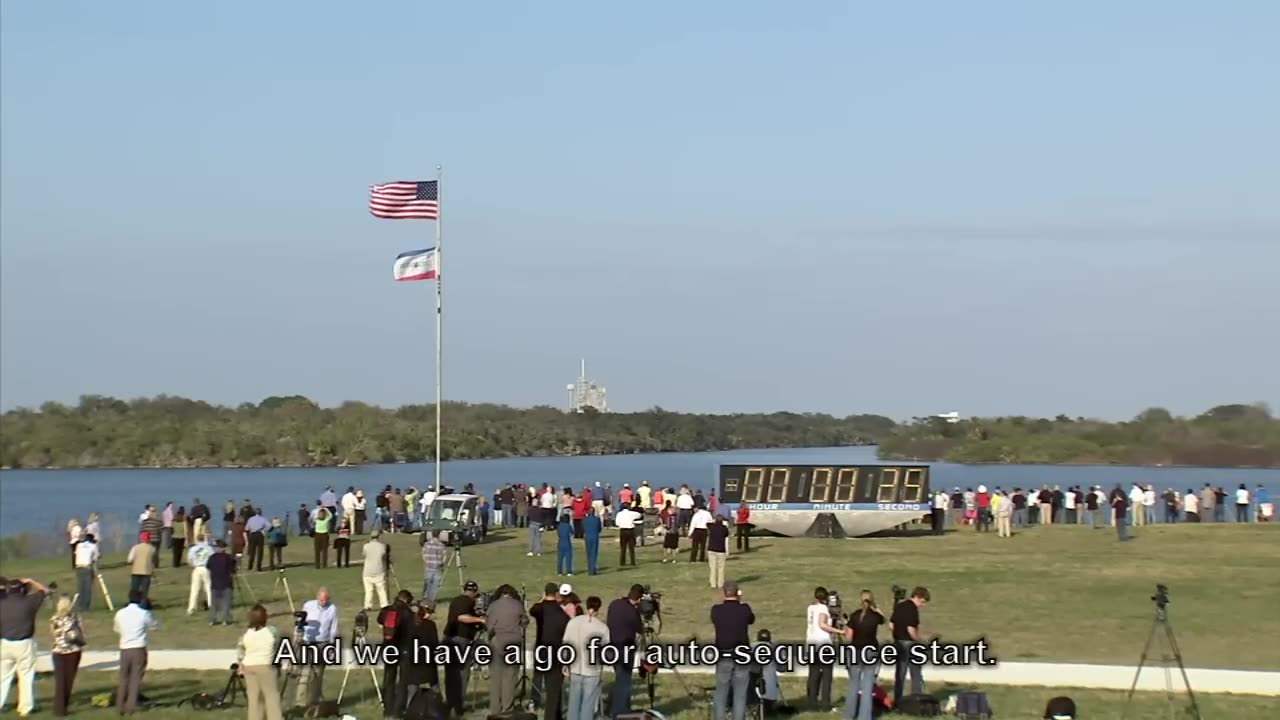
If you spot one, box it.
[2,446,1277,545]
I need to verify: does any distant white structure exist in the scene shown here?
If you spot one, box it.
[566,359,608,413]
[936,411,961,423]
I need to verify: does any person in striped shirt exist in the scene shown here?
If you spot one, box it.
[421,531,448,604]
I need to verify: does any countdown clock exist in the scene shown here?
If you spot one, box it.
[717,464,931,507]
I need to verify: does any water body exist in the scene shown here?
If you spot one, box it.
[2,446,1276,542]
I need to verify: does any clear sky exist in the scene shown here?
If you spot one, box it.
[2,2,1277,420]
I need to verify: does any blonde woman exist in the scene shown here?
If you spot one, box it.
[236,604,283,720]
[66,519,83,569]
[49,596,86,717]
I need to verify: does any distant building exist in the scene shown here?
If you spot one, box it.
[936,411,961,424]
[566,359,608,413]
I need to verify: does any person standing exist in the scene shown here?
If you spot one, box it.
[889,586,930,707]
[486,586,528,716]
[49,596,86,717]
[312,508,332,569]
[113,591,158,715]
[320,486,339,519]
[295,589,339,708]
[141,509,163,568]
[171,508,188,568]
[1128,484,1146,527]
[605,585,644,718]
[333,520,353,568]
[557,509,576,576]
[1214,487,1228,522]
[244,509,269,571]
[378,590,415,719]
[421,531,447,604]
[538,587,572,720]
[688,505,712,562]
[1257,485,1271,523]
[805,588,838,709]
[443,581,486,718]
[160,502,176,565]
[362,531,391,610]
[1112,486,1130,542]
[842,591,885,720]
[710,581,754,720]
[529,583,564,713]
[207,540,237,626]
[563,596,609,720]
[267,519,288,570]
[707,516,730,589]
[74,534,100,611]
[127,533,156,597]
[675,489,695,534]
[341,487,358,531]
[354,490,368,535]
[527,501,545,557]
[237,605,283,720]
[66,520,83,571]
[995,492,1014,538]
[1184,488,1200,522]
[399,602,440,711]
[189,501,209,544]
[0,578,49,716]
[186,534,215,614]
[1199,485,1216,523]
[583,506,602,576]
[1235,484,1251,523]
[930,491,947,535]
[1037,486,1053,527]
[734,504,752,551]
[614,503,641,567]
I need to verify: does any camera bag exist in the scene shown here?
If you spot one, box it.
[897,693,941,716]
[955,690,992,718]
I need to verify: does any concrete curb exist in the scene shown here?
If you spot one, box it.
[34,650,1280,696]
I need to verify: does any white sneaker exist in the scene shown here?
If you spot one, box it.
[527,552,534,557]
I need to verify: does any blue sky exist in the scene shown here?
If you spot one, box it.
[2,1,1277,419]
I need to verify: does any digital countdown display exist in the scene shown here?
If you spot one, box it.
[718,464,930,506]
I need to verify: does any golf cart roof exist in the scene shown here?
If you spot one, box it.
[431,494,478,503]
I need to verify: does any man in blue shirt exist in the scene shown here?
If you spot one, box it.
[583,507,602,576]
[295,588,339,707]
[244,509,270,571]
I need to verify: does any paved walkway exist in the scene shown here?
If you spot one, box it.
[34,650,1280,695]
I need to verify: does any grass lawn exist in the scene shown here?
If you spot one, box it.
[17,669,1276,720]
[2,522,1278,669]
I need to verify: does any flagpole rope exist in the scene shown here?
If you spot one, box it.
[434,165,444,495]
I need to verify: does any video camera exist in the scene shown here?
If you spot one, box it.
[638,586,663,635]
[473,591,492,617]
[826,589,847,631]
[354,609,370,641]
[293,610,308,629]
[892,584,907,604]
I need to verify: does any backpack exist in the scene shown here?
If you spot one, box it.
[955,691,992,718]
[897,694,941,716]
[379,605,402,642]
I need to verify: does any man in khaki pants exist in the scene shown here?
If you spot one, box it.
[186,535,214,614]
[1038,486,1053,526]
[707,516,730,588]
[1129,484,1146,527]
[996,492,1014,537]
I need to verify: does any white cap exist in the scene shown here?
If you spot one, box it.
[978,485,988,493]
[623,483,630,487]
[595,481,602,487]
[558,583,572,595]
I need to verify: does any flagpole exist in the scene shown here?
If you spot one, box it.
[434,165,444,495]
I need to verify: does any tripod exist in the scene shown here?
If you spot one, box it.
[512,584,536,712]
[1122,595,1202,720]
[447,545,466,588]
[278,628,307,704]
[217,665,249,707]
[272,571,296,612]
[234,572,258,605]
[338,632,383,705]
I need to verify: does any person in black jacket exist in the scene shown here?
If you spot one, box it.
[539,596,571,720]
[379,590,416,719]
[399,601,441,715]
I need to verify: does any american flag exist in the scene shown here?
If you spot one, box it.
[369,180,439,220]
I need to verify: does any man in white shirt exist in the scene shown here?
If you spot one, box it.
[1063,489,1077,524]
[341,487,358,529]
[930,492,947,535]
[676,490,695,533]
[419,489,437,517]
[1184,489,1200,522]
[1143,486,1157,525]
[362,532,391,610]
[688,506,713,563]
[296,589,339,707]
[113,591,158,714]
[1235,485,1250,523]
[74,535,101,611]
[563,596,610,720]
[186,535,214,615]
[615,505,642,566]
[1129,484,1146,527]
[805,588,839,708]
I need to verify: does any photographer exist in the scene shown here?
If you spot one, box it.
[443,580,486,718]
[208,540,237,626]
[0,577,49,715]
[421,531,448,604]
[805,587,839,709]
[487,584,528,715]
[710,581,754,720]
[379,590,416,719]
[605,585,644,718]
[841,591,884,720]
[401,601,440,711]
[74,533,101,611]
[295,588,339,707]
[888,586,930,706]
[532,584,572,720]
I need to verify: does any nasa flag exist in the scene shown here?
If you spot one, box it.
[393,248,438,282]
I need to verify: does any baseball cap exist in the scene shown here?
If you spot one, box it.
[722,580,740,596]
[463,580,479,592]
[558,583,572,596]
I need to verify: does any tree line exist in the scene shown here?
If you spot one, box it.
[878,403,1280,467]
[1,396,1274,469]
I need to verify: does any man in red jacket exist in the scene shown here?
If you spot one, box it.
[572,492,589,539]
[735,504,752,552]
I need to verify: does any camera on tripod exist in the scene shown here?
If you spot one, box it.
[1151,583,1170,608]
[354,609,370,641]
[292,610,308,629]
[473,591,492,617]
[639,586,663,631]
[826,589,847,630]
